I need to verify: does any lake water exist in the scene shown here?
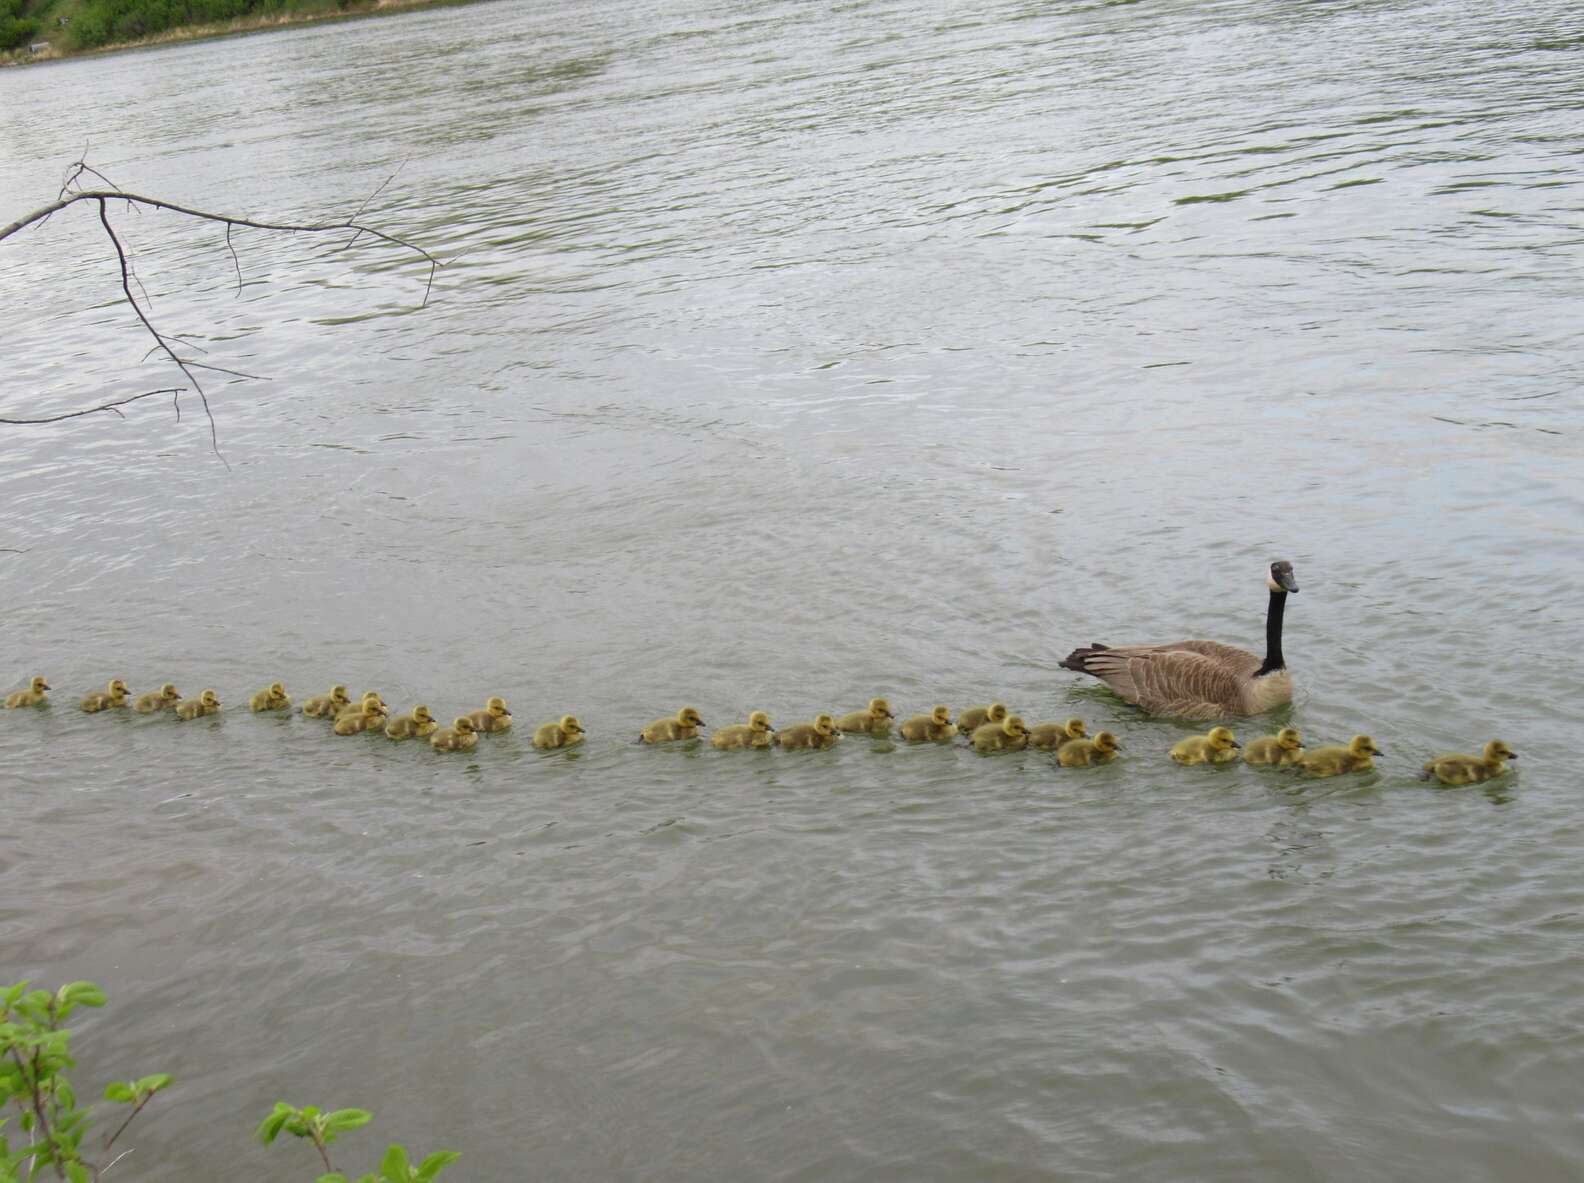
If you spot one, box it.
[2,0,1583,1178]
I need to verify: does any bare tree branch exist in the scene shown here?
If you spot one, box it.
[0,388,185,425]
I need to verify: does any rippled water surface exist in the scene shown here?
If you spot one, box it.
[3,1,1584,1178]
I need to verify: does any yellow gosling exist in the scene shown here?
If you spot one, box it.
[133,683,180,713]
[302,685,351,718]
[834,698,894,734]
[1300,735,1382,777]
[776,714,841,750]
[337,691,384,719]
[174,689,221,720]
[640,706,706,743]
[972,714,1030,753]
[80,679,130,713]
[957,702,1008,734]
[898,705,957,742]
[711,711,775,750]
[1419,740,1516,786]
[4,676,50,708]
[467,697,513,733]
[1244,727,1304,766]
[534,715,585,750]
[431,717,479,752]
[248,682,291,712]
[1058,731,1121,768]
[1028,717,1087,751]
[386,705,438,740]
[333,700,388,735]
[1171,726,1241,765]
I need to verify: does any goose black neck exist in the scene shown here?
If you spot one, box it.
[1256,590,1286,677]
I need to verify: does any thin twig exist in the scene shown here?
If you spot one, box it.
[0,387,184,424]
[225,223,242,295]
[103,1095,151,1154]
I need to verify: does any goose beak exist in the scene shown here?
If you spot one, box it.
[1230,740,1241,749]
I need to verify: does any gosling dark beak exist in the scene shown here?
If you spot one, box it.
[1374,747,1386,756]
[1230,740,1241,748]
[1509,752,1519,759]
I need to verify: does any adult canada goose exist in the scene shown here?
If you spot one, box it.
[386,705,438,740]
[133,683,180,713]
[4,676,50,708]
[1419,740,1516,786]
[956,702,1008,735]
[174,689,221,720]
[1244,727,1304,766]
[249,682,291,712]
[712,711,775,750]
[1300,735,1381,777]
[1027,718,1087,751]
[1058,731,1121,767]
[1171,726,1241,765]
[302,685,351,718]
[640,707,706,743]
[431,716,478,752]
[972,714,1029,753]
[776,714,841,750]
[898,706,957,742]
[533,715,585,750]
[80,679,130,712]
[467,697,513,733]
[1060,560,1299,720]
[834,698,894,734]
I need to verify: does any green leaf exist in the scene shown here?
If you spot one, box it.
[66,1164,91,1183]
[256,1108,294,1145]
[300,1105,321,1123]
[135,1073,173,1095]
[379,1143,413,1183]
[314,1175,349,1183]
[103,1082,136,1104]
[53,983,106,1014]
[415,1150,461,1182]
[56,1080,75,1110]
[321,1109,373,1138]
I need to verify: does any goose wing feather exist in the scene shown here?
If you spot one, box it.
[1076,647,1248,720]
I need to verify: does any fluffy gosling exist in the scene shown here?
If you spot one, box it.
[333,700,388,735]
[898,705,957,742]
[467,697,513,733]
[711,711,775,750]
[5,676,50,708]
[972,714,1029,753]
[431,716,479,752]
[248,682,291,712]
[957,702,1008,734]
[1171,726,1241,765]
[640,707,706,743]
[133,683,180,713]
[80,679,130,713]
[174,689,221,720]
[1028,717,1087,751]
[1300,735,1382,777]
[776,714,841,750]
[834,698,894,734]
[1243,727,1304,766]
[1058,731,1121,767]
[302,685,351,718]
[385,705,438,740]
[1419,739,1516,786]
[534,715,585,750]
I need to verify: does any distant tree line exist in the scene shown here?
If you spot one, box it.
[55,0,352,50]
[1,0,41,51]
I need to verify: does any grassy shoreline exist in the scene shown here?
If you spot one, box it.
[2,0,480,67]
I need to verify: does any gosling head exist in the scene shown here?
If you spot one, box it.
[199,689,219,708]
[560,715,584,736]
[269,682,286,698]
[1004,714,1027,737]
[360,690,384,707]
[486,696,510,718]
[1485,739,1516,763]
[1278,727,1303,751]
[109,679,129,696]
[814,713,837,736]
[453,717,476,734]
[930,705,951,725]
[1349,735,1382,757]
[28,676,49,693]
[413,705,435,724]
[1267,559,1299,595]
[160,683,180,702]
[987,702,1009,724]
[749,710,773,733]
[1208,726,1240,752]
[868,697,893,720]
[330,685,350,703]
[678,706,705,727]
[1093,731,1120,755]
[1065,717,1087,739]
